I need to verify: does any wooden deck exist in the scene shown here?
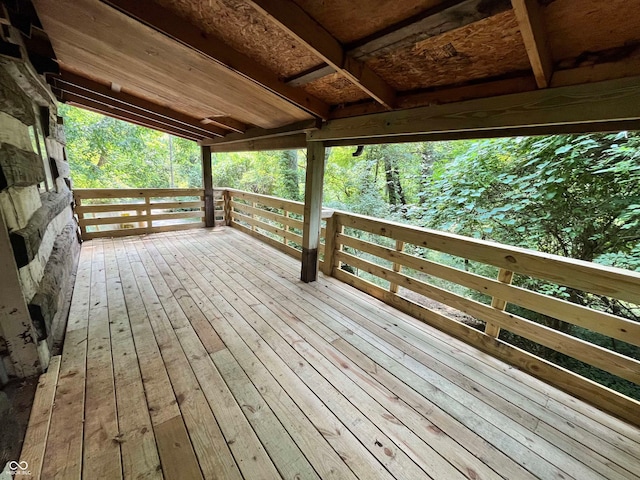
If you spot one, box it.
[21,227,640,479]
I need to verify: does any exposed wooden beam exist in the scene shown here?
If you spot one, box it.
[348,0,512,61]
[511,0,553,88]
[322,121,640,147]
[54,87,209,140]
[62,94,202,141]
[200,116,247,134]
[208,134,307,153]
[51,72,228,137]
[331,76,538,119]
[200,119,319,147]
[284,0,511,88]
[301,141,326,283]
[286,65,335,87]
[201,146,214,228]
[308,76,640,142]
[245,0,396,108]
[101,0,330,119]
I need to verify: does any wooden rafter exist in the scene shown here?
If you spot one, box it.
[286,0,511,88]
[200,119,320,147]
[63,95,202,141]
[511,0,553,88]
[245,0,396,109]
[50,72,227,138]
[101,0,330,120]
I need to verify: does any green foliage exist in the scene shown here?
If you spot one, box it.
[60,105,202,188]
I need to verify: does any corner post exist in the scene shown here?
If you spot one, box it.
[301,141,326,282]
[201,145,215,228]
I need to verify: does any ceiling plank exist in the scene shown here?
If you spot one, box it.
[200,119,319,147]
[100,0,330,120]
[511,0,553,88]
[308,76,640,141]
[245,0,396,108]
[62,94,202,141]
[51,71,227,137]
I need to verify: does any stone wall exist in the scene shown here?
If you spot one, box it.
[0,15,78,382]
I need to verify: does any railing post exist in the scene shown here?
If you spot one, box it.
[485,268,514,337]
[201,145,215,228]
[251,201,257,231]
[223,189,231,226]
[144,195,151,232]
[301,141,326,282]
[321,212,338,276]
[284,210,290,245]
[389,240,405,293]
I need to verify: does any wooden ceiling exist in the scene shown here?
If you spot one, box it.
[22,0,640,144]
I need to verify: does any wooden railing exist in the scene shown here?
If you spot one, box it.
[73,187,640,424]
[225,188,327,261]
[74,188,218,240]
[321,209,640,425]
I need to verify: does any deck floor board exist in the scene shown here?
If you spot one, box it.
[22,227,640,479]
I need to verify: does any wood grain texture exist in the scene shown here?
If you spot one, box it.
[309,75,640,141]
[34,0,315,128]
[28,227,640,480]
[0,143,45,189]
[20,355,61,479]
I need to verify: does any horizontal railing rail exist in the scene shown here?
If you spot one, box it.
[74,188,223,239]
[321,208,640,425]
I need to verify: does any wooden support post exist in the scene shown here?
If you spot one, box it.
[485,268,515,337]
[389,240,405,293]
[201,145,215,228]
[301,141,326,282]
[321,213,338,276]
[0,208,40,377]
[223,189,231,226]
